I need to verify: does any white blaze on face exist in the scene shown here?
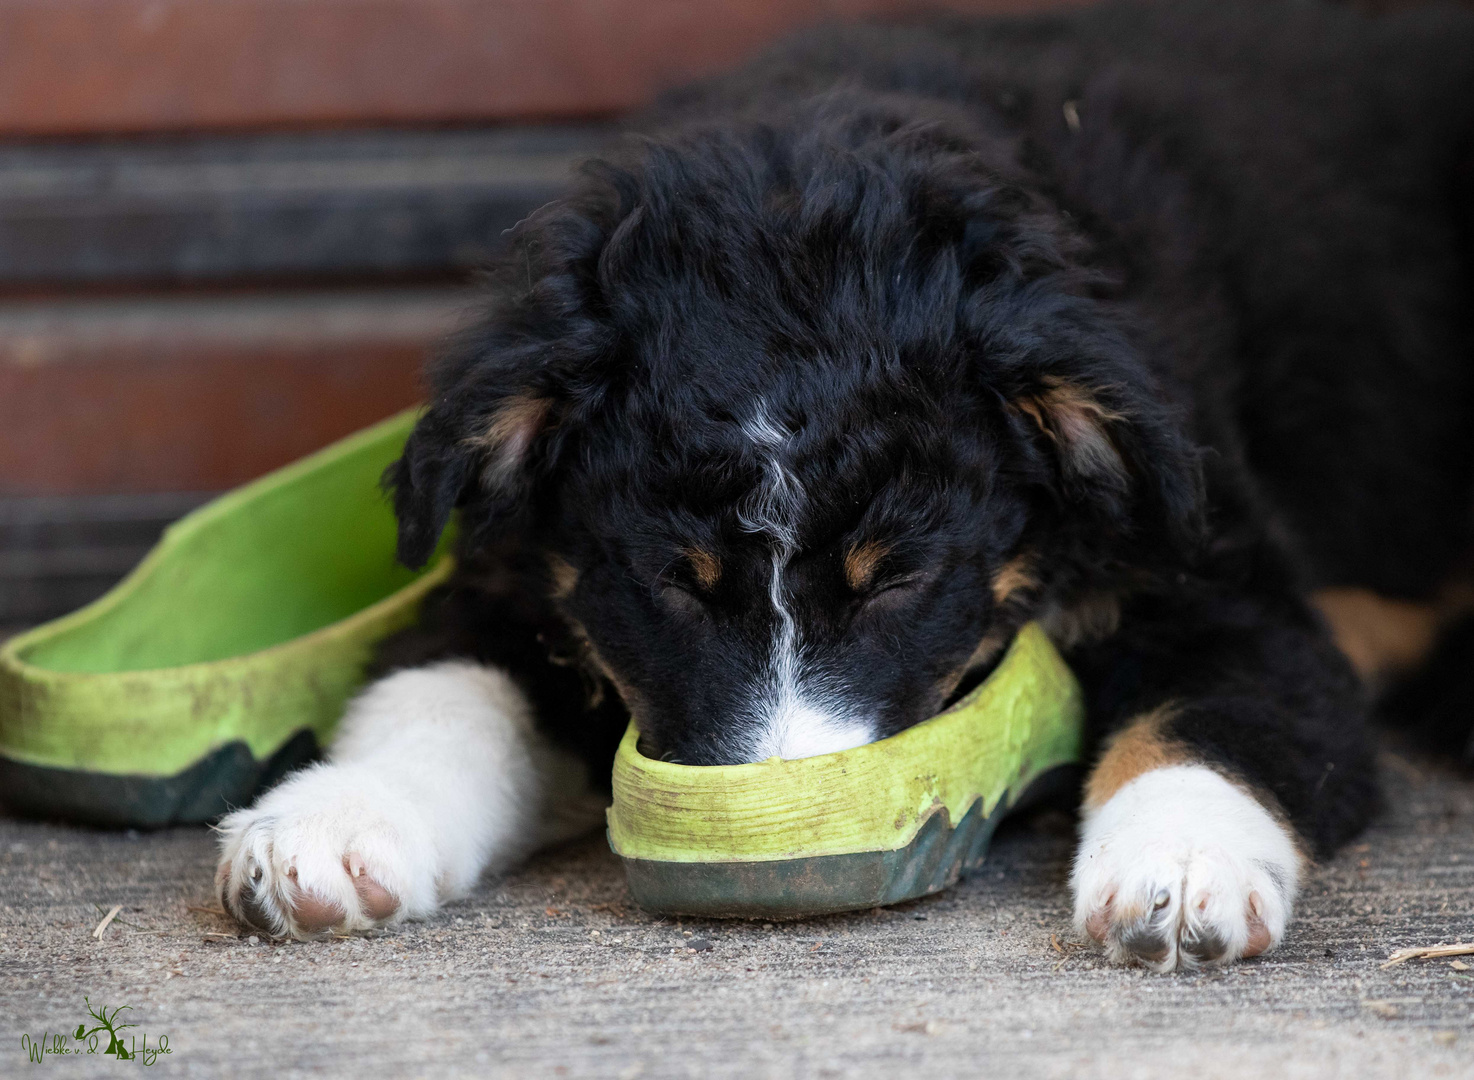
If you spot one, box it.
[735,406,875,762]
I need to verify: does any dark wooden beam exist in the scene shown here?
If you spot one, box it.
[0,126,603,287]
[0,0,1083,137]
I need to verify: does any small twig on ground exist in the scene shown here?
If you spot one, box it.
[92,901,148,930]
[1381,942,1474,969]
[92,905,122,940]
[894,1020,943,1035]
[1050,933,1090,971]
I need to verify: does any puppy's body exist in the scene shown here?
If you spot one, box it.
[218,0,1474,969]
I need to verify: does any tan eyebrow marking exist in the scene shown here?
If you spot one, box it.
[843,540,890,592]
[684,548,722,590]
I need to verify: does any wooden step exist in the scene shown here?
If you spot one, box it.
[0,286,473,495]
[0,125,603,287]
[0,491,211,630]
[0,0,1071,137]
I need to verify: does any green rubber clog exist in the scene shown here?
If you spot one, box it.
[0,409,452,827]
[607,622,1085,919]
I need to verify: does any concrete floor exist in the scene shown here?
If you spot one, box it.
[3,746,1472,1079]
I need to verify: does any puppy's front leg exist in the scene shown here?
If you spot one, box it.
[216,661,605,939]
[1063,587,1378,970]
[1071,714,1304,971]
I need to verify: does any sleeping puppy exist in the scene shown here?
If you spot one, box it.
[216,0,1474,970]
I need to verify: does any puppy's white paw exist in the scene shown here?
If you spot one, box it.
[215,763,439,939]
[214,661,606,940]
[1071,764,1302,971]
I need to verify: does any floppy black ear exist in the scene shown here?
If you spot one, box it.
[383,172,627,569]
[385,410,468,571]
[387,389,559,569]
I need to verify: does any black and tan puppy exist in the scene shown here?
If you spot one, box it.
[217,0,1474,970]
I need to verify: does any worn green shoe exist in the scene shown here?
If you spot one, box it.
[0,410,451,827]
[607,622,1085,918]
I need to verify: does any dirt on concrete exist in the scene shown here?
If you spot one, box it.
[2,745,1472,1079]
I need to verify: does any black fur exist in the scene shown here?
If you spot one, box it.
[382,0,1474,851]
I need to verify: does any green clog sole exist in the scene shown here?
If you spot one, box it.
[0,409,451,827]
[607,623,1085,918]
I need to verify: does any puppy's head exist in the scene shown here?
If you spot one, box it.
[390,97,1201,764]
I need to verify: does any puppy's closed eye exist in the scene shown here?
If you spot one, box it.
[845,540,932,611]
[656,582,708,618]
[654,547,723,617]
[860,572,931,612]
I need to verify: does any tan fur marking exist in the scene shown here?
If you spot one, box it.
[1083,708,1188,812]
[934,627,1012,706]
[1310,569,1474,682]
[844,540,890,591]
[685,547,722,591]
[574,629,640,717]
[1042,591,1122,650]
[466,394,553,487]
[991,554,1038,605]
[554,616,612,710]
[1016,377,1126,480]
[1310,588,1441,681]
[966,628,1011,670]
[1014,397,1048,431]
[1040,377,1124,423]
[547,554,579,601]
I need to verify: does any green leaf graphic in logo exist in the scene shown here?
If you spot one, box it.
[76,996,135,1059]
